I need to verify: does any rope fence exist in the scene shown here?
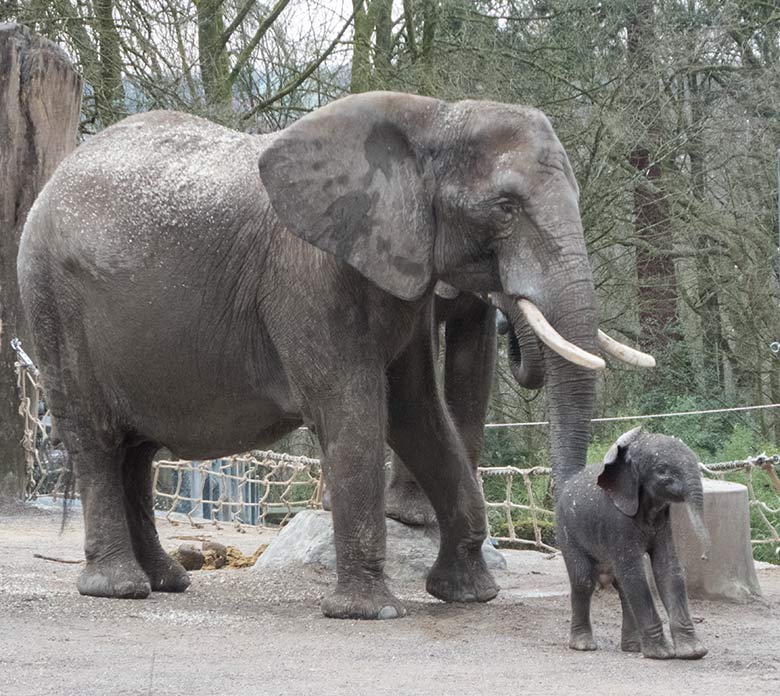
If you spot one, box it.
[11,339,780,556]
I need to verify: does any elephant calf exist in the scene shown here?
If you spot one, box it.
[556,428,709,659]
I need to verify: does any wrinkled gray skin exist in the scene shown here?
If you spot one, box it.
[18,91,599,620]
[556,427,709,659]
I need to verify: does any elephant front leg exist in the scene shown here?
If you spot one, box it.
[314,374,406,620]
[385,295,495,527]
[613,557,674,659]
[70,436,152,599]
[387,325,499,604]
[651,526,708,659]
[122,443,190,593]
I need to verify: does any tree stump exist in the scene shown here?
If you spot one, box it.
[0,24,81,498]
[671,478,762,603]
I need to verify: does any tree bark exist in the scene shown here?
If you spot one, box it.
[626,0,680,356]
[0,23,81,498]
[94,0,125,125]
[195,0,232,111]
[350,0,373,93]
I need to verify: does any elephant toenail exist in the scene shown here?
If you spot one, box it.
[378,606,399,619]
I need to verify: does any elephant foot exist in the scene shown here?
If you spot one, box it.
[673,634,708,660]
[321,580,407,620]
[569,630,597,651]
[640,636,675,660]
[621,626,641,652]
[426,548,499,603]
[142,553,191,593]
[621,639,641,653]
[77,558,151,599]
[385,479,436,527]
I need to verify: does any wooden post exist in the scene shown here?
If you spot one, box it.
[0,24,81,498]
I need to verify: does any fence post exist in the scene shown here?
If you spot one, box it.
[0,24,81,498]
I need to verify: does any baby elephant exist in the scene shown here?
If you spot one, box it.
[556,427,710,659]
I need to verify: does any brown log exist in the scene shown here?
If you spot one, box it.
[0,23,81,498]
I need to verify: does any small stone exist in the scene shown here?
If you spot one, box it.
[170,543,204,571]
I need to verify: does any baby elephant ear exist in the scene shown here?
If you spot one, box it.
[597,427,643,516]
[257,93,437,301]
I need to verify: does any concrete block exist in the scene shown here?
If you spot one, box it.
[671,478,762,602]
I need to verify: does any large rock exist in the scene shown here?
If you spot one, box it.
[254,509,506,583]
[671,478,762,602]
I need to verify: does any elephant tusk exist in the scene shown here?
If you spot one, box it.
[434,281,460,300]
[597,330,656,368]
[516,299,605,371]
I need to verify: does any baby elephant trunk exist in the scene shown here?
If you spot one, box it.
[685,482,711,561]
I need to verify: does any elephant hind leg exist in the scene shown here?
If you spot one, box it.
[62,426,151,599]
[122,442,190,593]
[561,546,598,651]
[384,453,436,527]
[614,579,641,652]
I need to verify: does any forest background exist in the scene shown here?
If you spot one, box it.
[3,0,780,483]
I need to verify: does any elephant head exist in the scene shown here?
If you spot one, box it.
[257,91,652,484]
[597,427,711,557]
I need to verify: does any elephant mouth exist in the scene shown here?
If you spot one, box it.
[492,296,656,372]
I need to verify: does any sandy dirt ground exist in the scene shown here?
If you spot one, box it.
[1,499,778,696]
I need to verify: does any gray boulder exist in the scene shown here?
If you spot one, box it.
[254,509,506,583]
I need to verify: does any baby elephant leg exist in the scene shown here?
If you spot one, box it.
[613,579,641,652]
[651,526,707,660]
[562,547,597,651]
[613,557,674,659]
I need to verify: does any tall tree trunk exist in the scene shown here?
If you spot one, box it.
[419,0,438,95]
[688,69,728,395]
[626,0,680,357]
[373,0,393,88]
[0,24,81,499]
[94,0,125,125]
[350,0,373,93]
[195,0,232,111]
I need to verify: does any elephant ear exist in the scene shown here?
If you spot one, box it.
[257,94,436,301]
[597,427,643,517]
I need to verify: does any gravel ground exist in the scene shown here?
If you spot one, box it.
[1,498,778,696]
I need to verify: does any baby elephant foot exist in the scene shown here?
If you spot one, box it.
[426,548,499,603]
[141,553,191,593]
[569,630,597,651]
[621,627,641,652]
[641,636,675,660]
[321,580,407,620]
[673,634,708,660]
[385,480,436,527]
[78,557,151,599]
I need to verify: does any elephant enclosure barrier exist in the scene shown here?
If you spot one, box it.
[12,340,780,557]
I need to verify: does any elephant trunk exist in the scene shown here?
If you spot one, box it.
[493,296,546,390]
[542,271,599,494]
[685,477,711,560]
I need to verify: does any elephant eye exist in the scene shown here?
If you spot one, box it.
[498,199,518,216]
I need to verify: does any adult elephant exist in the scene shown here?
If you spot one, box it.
[18,91,646,620]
